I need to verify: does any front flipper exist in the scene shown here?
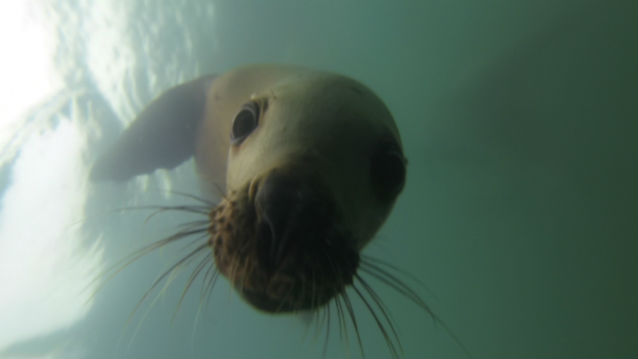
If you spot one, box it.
[91,75,216,182]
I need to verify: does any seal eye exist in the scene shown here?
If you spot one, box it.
[231,101,260,144]
[370,144,407,202]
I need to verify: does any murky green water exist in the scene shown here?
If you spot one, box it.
[0,1,636,357]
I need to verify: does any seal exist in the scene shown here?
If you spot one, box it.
[92,64,410,353]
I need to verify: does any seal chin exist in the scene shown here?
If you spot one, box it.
[209,167,360,313]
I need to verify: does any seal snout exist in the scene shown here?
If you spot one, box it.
[254,169,333,272]
[210,166,360,313]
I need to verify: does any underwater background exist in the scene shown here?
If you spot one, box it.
[0,0,636,357]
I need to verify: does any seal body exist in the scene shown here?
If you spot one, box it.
[92,65,407,313]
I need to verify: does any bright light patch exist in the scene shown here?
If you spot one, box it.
[0,1,62,154]
[0,1,103,351]
[0,120,103,351]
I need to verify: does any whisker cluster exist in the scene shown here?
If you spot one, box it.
[92,198,220,329]
[92,193,467,357]
[312,255,469,358]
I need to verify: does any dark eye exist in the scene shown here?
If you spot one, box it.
[370,143,407,202]
[231,101,260,144]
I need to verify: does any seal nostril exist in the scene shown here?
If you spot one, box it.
[255,174,295,267]
[255,170,323,269]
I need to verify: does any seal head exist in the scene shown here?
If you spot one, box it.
[91,65,406,313]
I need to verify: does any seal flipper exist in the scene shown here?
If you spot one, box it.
[91,75,216,182]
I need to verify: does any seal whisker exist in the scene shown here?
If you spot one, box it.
[123,241,210,344]
[175,233,210,256]
[110,204,211,213]
[342,290,365,358]
[361,256,429,292]
[193,261,217,334]
[140,205,210,223]
[165,190,218,207]
[339,295,354,355]
[309,307,321,342]
[203,268,221,314]
[110,205,210,223]
[316,246,348,351]
[333,295,347,346]
[177,219,213,230]
[89,226,210,301]
[205,180,226,201]
[173,251,214,322]
[316,246,353,353]
[355,273,402,354]
[322,302,331,358]
[199,261,215,306]
[359,261,435,318]
[359,258,471,356]
[130,242,210,320]
[351,283,399,358]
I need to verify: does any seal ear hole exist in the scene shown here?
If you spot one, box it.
[370,144,407,202]
[231,101,260,145]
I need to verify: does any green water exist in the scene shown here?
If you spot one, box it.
[0,0,636,357]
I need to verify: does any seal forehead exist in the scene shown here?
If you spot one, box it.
[227,73,398,184]
[246,74,396,153]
